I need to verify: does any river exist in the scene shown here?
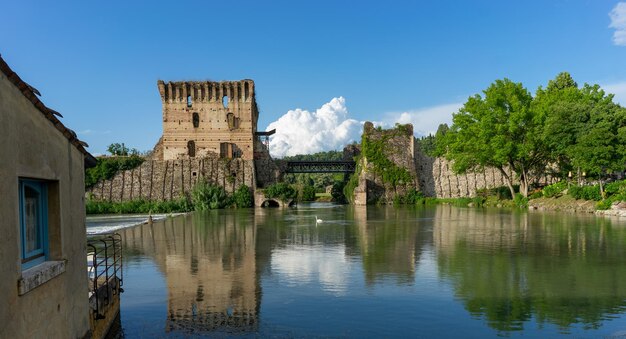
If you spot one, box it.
[110,203,626,337]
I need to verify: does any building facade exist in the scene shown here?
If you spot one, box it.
[0,55,95,338]
[157,80,260,161]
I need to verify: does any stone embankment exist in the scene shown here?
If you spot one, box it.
[88,156,255,202]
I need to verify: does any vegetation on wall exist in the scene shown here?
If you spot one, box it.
[360,124,413,187]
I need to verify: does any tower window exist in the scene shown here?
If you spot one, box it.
[187,95,192,108]
[187,140,196,157]
[192,112,199,128]
[222,96,228,108]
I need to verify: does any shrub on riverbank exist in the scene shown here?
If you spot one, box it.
[232,185,253,208]
[192,181,231,210]
[264,182,298,202]
[87,182,255,214]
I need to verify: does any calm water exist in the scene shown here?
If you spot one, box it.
[114,204,626,338]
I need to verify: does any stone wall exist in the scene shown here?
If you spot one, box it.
[351,123,557,203]
[89,157,256,202]
[414,143,557,198]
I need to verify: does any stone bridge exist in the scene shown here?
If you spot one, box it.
[253,191,294,208]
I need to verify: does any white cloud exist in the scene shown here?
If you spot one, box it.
[267,97,363,158]
[602,81,626,105]
[380,102,462,137]
[609,2,626,46]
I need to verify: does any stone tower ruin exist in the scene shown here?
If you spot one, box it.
[157,79,260,161]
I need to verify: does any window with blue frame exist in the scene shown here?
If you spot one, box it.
[19,179,48,269]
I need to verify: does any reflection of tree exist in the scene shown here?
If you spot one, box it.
[435,207,626,332]
[353,206,433,285]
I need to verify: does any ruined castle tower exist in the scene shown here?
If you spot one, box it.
[157,80,259,160]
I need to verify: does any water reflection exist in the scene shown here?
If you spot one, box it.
[434,207,626,332]
[121,210,259,335]
[352,206,433,285]
[117,204,626,337]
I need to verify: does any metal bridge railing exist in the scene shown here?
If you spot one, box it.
[87,233,123,320]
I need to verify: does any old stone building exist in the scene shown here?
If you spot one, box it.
[0,55,96,338]
[157,79,269,161]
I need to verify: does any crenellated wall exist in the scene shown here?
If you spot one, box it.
[157,80,259,161]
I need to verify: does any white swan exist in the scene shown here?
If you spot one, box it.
[315,216,323,224]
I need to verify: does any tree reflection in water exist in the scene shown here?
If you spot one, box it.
[434,207,626,333]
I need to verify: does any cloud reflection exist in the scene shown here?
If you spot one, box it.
[271,245,351,295]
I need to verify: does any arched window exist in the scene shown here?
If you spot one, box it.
[187,95,192,108]
[187,140,196,157]
[222,95,228,108]
[192,112,199,128]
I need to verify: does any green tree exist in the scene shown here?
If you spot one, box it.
[535,73,626,194]
[443,79,547,197]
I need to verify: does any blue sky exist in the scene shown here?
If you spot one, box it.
[2,1,626,156]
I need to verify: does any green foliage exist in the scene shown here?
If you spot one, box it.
[476,186,515,200]
[264,182,298,202]
[107,142,139,156]
[514,194,528,208]
[536,73,626,180]
[442,78,544,198]
[86,197,192,214]
[542,181,567,198]
[361,128,413,186]
[417,123,449,157]
[301,185,317,202]
[232,185,253,208]
[191,180,231,210]
[568,185,602,201]
[85,155,145,188]
[331,180,348,203]
[393,189,425,205]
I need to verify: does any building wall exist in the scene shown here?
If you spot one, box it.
[0,69,90,338]
[88,157,256,202]
[158,80,258,161]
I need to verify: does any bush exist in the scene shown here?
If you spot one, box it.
[605,180,626,196]
[232,185,253,208]
[514,193,528,208]
[542,181,567,198]
[476,185,516,200]
[191,180,231,210]
[393,189,425,205]
[331,180,348,203]
[301,185,317,202]
[569,185,602,201]
[265,182,298,202]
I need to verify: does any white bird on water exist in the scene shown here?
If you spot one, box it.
[315,216,323,224]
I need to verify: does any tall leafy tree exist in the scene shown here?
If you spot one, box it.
[536,73,626,194]
[443,79,547,197]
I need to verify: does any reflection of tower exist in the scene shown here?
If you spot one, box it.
[121,213,260,334]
